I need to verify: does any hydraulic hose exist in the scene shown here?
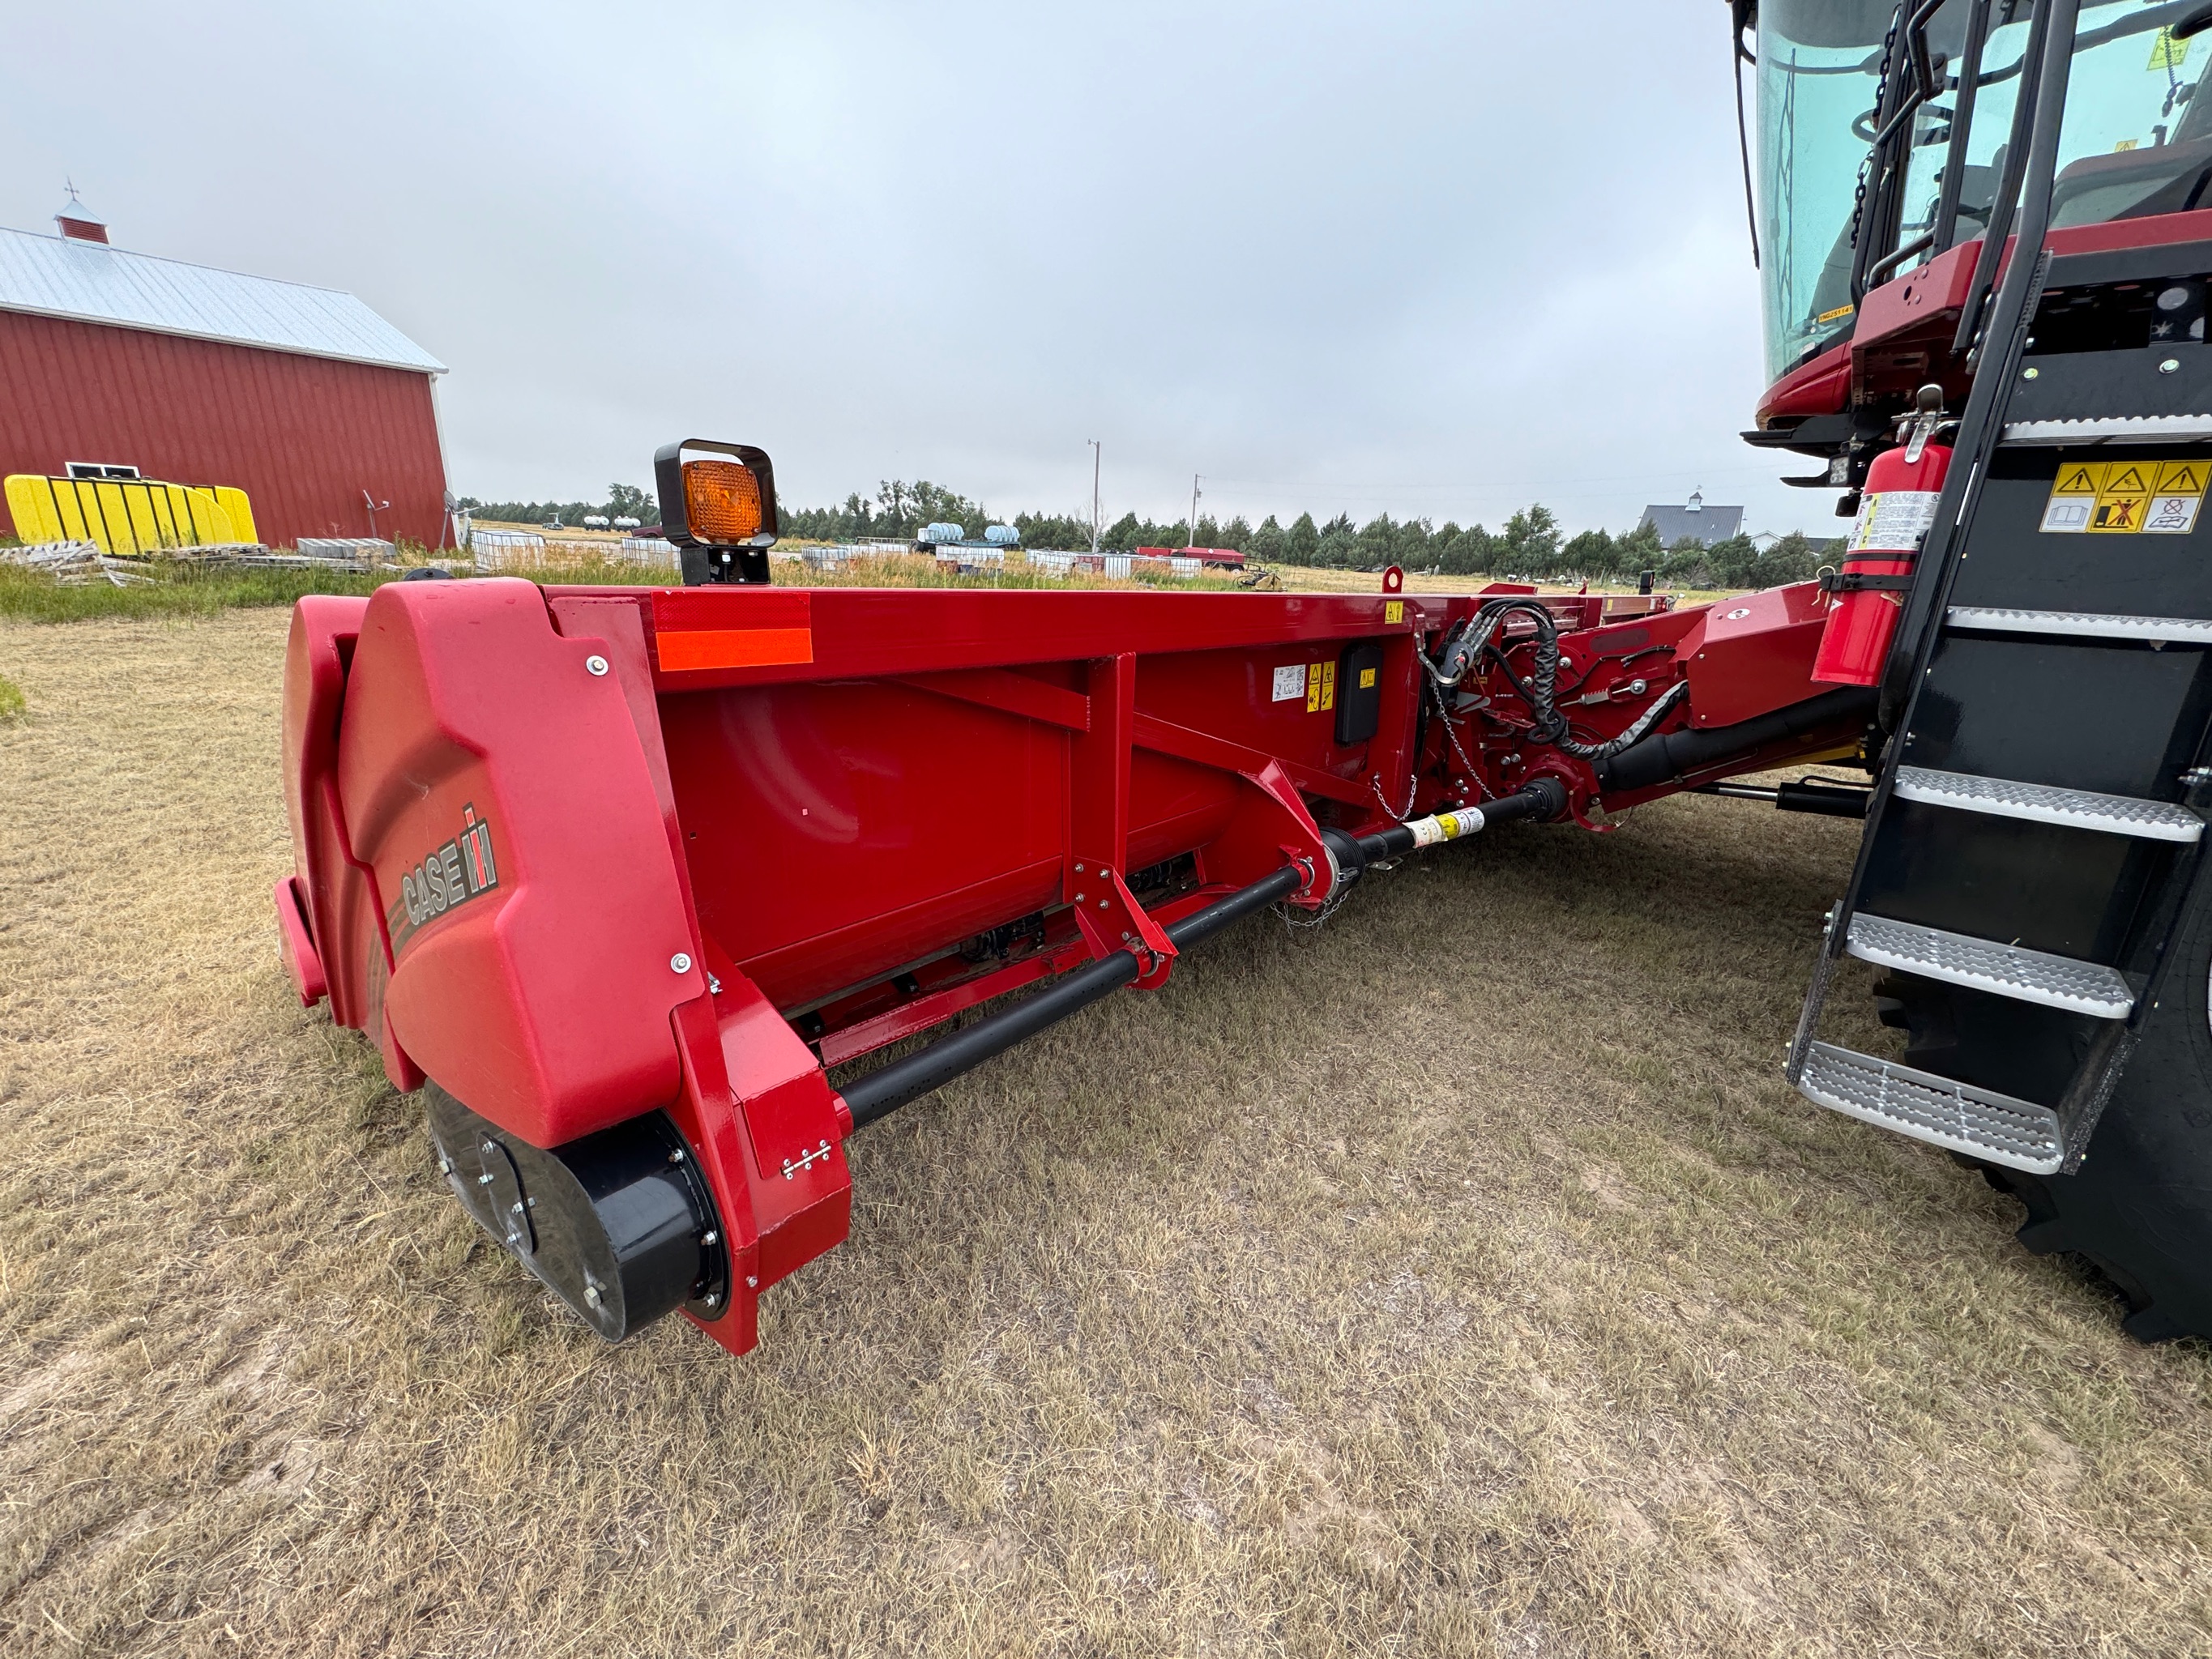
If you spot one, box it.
[1441,600,1683,763]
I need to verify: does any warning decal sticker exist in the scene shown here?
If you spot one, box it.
[651,588,815,670]
[1305,661,1336,714]
[1846,489,1941,552]
[1271,663,1306,702]
[2040,458,2207,535]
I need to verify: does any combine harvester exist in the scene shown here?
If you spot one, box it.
[280,0,2212,1353]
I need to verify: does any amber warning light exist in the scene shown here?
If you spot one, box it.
[653,439,779,586]
[685,460,763,542]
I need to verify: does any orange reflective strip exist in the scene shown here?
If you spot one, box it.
[656,626,815,671]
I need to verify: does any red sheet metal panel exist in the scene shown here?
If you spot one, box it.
[1676,580,1834,729]
[0,309,445,548]
[337,579,704,1147]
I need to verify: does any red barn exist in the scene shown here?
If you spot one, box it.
[0,199,447,549]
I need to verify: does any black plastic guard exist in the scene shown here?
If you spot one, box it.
[425,1082,728,1341]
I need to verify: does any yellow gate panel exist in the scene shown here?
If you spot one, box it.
[212,486,256,544]
[49,480,91,544]
[90,480,138,555]
[147,486,183,548]
[182,488,232,544]
[120,481,163,554]
[4,473,258,554]
[4,476,62,544]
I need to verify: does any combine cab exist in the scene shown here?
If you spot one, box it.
[1740,0,2212,1337]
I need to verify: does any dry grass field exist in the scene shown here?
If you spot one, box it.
[3,609,2211,1657]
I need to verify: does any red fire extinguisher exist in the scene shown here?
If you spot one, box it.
[1813,387,1952,688]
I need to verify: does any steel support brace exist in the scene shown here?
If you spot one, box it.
[1069,653,1135,919]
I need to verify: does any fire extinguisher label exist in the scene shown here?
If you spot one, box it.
[1847,489,1941,553]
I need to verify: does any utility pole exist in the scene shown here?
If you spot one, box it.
[1187,474,1201,550]
[1089,440,1101,554]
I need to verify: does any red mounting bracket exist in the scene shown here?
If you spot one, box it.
[1071,863,1179,988]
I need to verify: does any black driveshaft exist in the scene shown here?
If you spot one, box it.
[1351,775,1567,863]
[839,863,1305,1129]
[840,776,1569,1131]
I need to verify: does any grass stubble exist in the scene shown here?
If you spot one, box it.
[0,610,2208,1657]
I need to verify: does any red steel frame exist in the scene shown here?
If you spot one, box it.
[279,571,1852,1354]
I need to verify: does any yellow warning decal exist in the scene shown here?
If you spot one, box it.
[1384,599,1404,625]
[2041,457,2209,536]
[1359,666,1377,689]
[2150,26,2192,72]
[2091,493,2148,533]
[2155,459,2206,496]
[1303,661,1338,713]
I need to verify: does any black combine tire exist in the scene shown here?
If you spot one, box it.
[1873,889,2212,1342]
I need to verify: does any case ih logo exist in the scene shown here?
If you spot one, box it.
[388,804,499,953]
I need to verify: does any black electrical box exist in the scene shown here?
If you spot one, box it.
[1335,642,1385,745]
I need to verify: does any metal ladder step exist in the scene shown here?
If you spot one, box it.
[2000,413,2212,446]
[1845,913,2134,1018]
[1798,1041,2063,1174]
[1892,766,2202,842]
[1946,606,2212,644]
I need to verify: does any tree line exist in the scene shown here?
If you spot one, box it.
[783,483,1838,589]
[455,483,655,528]
[463,477,1839,589]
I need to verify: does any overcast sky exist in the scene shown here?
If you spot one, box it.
[5,2,1828,538]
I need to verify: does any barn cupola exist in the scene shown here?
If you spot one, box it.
[54,184,109,245]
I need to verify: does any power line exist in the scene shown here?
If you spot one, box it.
[1194,463,1789,497]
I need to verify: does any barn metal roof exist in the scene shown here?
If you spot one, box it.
[0,226,444,374]
[1639,499,1744,547]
